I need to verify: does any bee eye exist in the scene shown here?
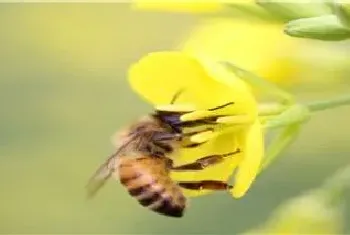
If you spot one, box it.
[155,112,183,133]
[159,113,182,126]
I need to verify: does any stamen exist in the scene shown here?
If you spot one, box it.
[216,115,253,125]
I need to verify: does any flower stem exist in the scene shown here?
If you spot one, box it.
[306,95,350,112]
[259,95,350,174]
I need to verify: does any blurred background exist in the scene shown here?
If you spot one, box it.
[0,3,349,234]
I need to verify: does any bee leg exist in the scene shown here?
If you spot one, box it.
[178,180,232,191]
[171,149,241,171]
[152,132,182,141]
[152,128,214,142]
[171,117,218,128]
[181,142,204,148]
[171,103,235,129]
[156,102,234,128]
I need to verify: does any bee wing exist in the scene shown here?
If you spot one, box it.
[86,136,136,198]
[110,128,130,148]
[86,154,119,199]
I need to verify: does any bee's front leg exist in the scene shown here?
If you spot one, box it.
[152,128,214,142]
[170,149,240,171]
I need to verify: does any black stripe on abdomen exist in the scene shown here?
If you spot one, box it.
[139,191,161,207]
[119,173,141,185]
[128,184,151,196]
[128,184,164,206]
[128,185,184,217]
[151,198,185,218]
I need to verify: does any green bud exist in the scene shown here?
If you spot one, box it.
[285,14,350,41]
[332,1,350,28]
[256,0,331,21]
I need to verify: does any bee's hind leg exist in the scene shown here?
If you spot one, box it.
[177,180,233,191]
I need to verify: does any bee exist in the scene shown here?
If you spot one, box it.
[86,93,240,218]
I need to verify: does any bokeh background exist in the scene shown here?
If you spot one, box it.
[0,3,350,234]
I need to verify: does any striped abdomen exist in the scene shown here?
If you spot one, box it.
[118,156,186,217]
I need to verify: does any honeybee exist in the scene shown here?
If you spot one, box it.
[86,94,240,218]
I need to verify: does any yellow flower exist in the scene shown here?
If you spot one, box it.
[244,189,344,234]
[132,1,224,13]
[179,18,300,85]
[128,51,264,198]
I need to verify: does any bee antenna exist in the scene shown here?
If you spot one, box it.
[170,88,185,104]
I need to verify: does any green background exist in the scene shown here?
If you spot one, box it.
[0,3,349,234]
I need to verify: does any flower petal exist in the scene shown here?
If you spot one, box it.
[231,120,264,198]
[128,51,257,115]
[170,130,243,197]
[129,51,261,198]
[180,18,299,85]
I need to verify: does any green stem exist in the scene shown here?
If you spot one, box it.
[259,95,350,174]
[259,95,350,119]
[258,103,287,116]
[306,95,350,112]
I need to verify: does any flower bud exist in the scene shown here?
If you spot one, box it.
[333,1,350,28]
[285,15,350,41]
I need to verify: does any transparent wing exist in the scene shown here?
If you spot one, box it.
[86,134,134,198]
[86,153,119,199]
